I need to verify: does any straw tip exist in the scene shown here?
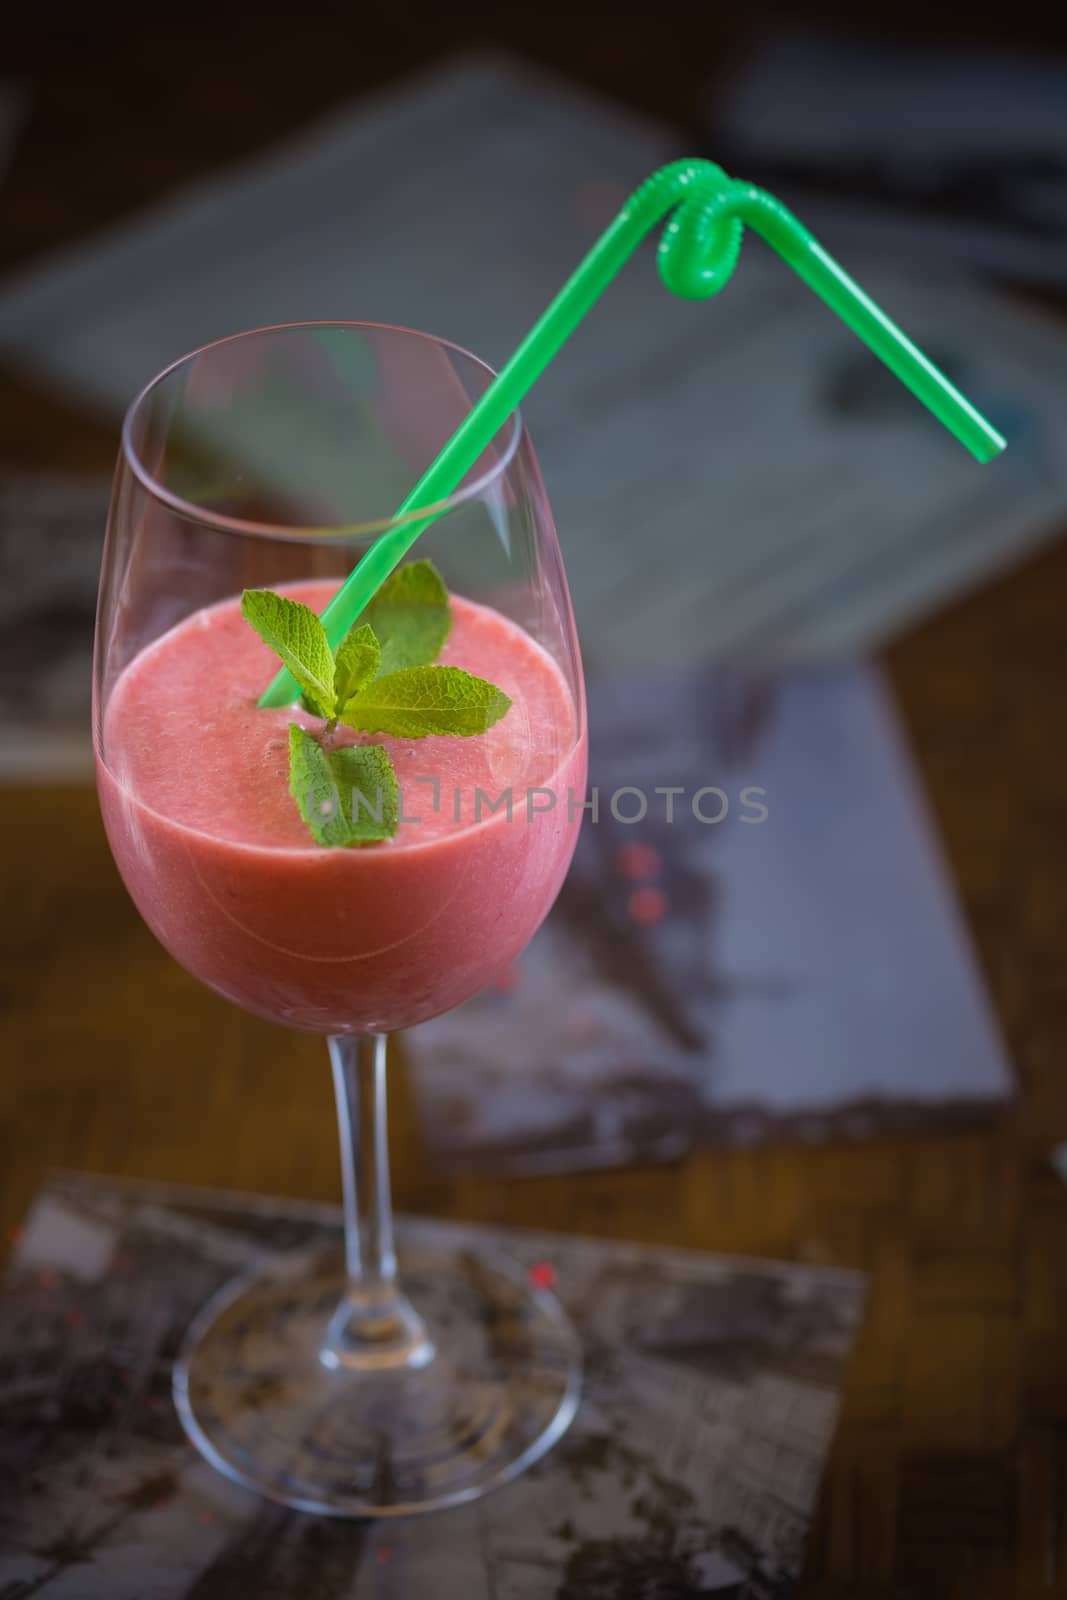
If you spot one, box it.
[973,427,1008,464]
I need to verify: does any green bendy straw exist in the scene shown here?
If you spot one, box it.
[260,158,1006,708]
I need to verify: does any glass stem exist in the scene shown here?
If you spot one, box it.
[320,1034,433,1373]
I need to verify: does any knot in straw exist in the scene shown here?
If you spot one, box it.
[626,159,802,303]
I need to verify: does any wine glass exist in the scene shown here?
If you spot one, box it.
[93,322,587,1517]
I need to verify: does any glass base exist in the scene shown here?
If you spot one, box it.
[173,1238,581,1517]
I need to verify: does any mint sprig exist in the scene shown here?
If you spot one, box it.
[242,560,512,847]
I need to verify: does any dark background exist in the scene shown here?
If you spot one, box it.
[3,4,1067,1595]
[5,0,1067,270]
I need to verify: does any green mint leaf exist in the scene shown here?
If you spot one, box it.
[340,665,512,739]
[329,744,399,843]
[358,558,452,673]
[288,725,398,847]
[242,590,336,719]
[333,622,381,710]
[288,725,352,847]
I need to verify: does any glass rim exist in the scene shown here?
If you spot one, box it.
[121,319,524,542]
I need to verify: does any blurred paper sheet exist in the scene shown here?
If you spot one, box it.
[0,475,109,780]
[3,1172,864,1596]
[0,55,1065,674]
[407,662,1013,1174]
[710,28,1067,286]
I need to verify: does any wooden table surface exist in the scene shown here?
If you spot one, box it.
[3,11,1067,1596]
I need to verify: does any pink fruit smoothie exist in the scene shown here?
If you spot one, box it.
[97,581,586,1033]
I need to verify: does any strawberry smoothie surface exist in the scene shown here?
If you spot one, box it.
[97,581,586,1034]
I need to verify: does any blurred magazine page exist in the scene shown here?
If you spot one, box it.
[407,662,1012,1174]
[711,27,1067,286]
[2,1171,864,1596]
[0,475,108,779]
